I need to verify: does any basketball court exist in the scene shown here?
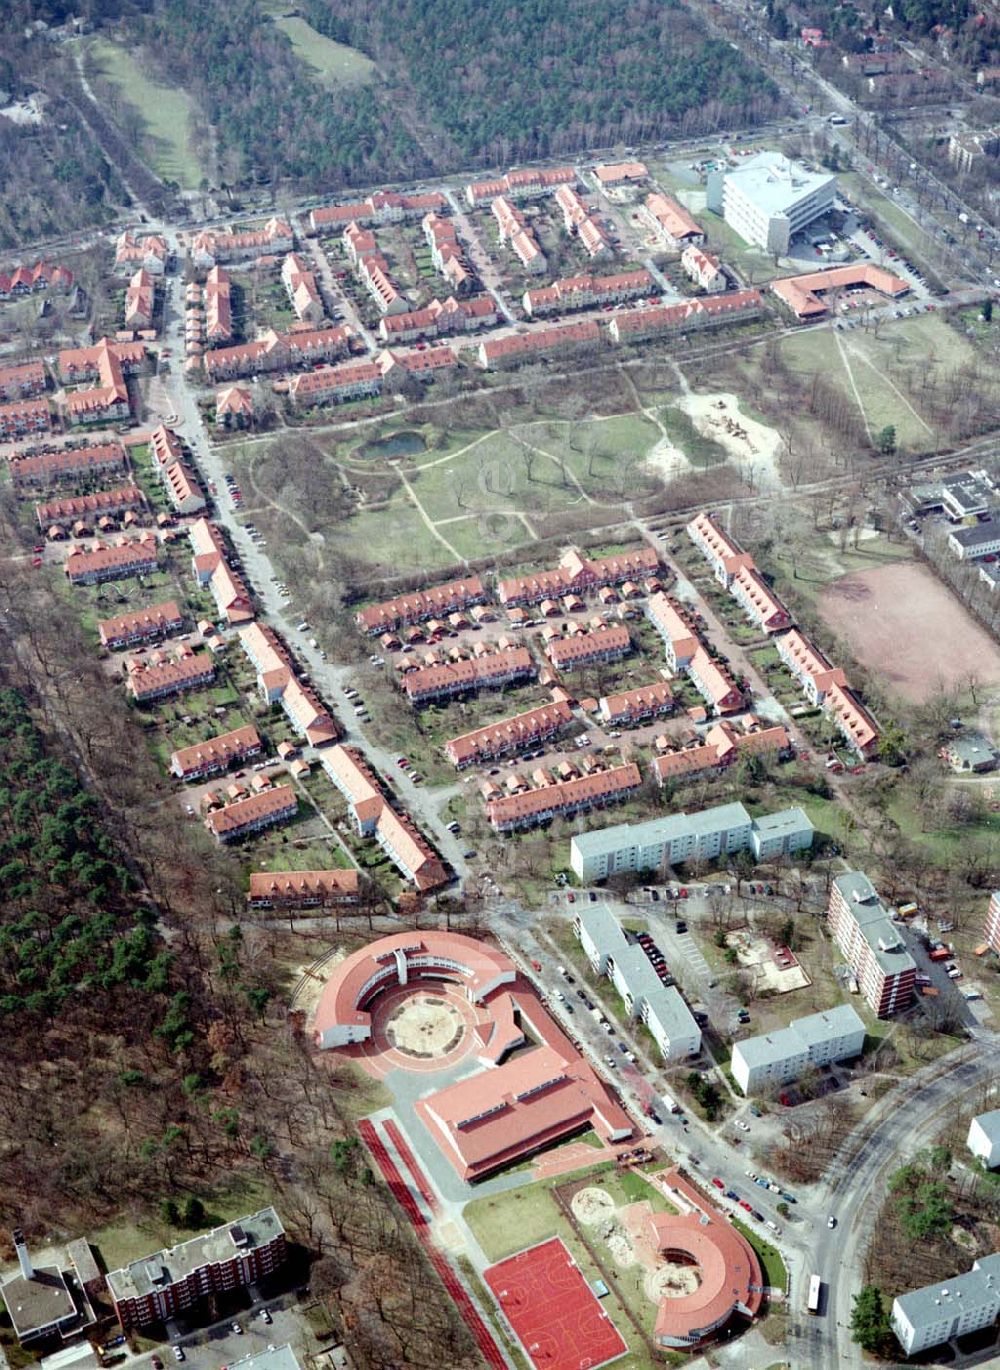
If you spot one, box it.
[484,1236,627,1370]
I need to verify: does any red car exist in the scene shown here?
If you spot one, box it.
[711,1177,725,1189]
[33,544,44,553]
[31,557,43,568]
[566,892,575,903]
[739,1199,753,1212]
[679,888,689,899]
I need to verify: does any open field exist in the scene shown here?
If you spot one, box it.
[272,16,376,87]
[818,561,1000,704]
[88,38,206,188]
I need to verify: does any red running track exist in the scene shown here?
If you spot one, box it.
[358,1120,506,1370]
[383,1118,439,1213]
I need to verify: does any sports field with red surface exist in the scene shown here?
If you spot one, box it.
[484,1237,626,1370]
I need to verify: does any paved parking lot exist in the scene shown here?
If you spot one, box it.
[123,1300,310,1370]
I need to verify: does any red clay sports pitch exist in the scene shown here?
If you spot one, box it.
[484,1236,627,1370]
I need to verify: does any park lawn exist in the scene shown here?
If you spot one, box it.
[88,38,206,188]
[334,494,460,576]
[274,16,376,87]
[884,790,1000,864]
[254,835,352,872]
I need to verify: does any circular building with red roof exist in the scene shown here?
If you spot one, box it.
[643,1168,764,1349]
[312,931,516,1049]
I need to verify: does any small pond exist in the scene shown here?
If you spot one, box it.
[358,430,427,459]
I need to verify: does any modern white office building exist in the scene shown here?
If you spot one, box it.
[573,901,701,1059]
[730,1004,866,1095]
[569,802,813,883]
[891,1255,1000,1356]
[707,152,836,256]
[968,1110,1000,1169]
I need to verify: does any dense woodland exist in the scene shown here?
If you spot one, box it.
[305,0,782,163]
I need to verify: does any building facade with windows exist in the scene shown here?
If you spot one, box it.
[731,1004,865,1094]
[828,872,916,1016]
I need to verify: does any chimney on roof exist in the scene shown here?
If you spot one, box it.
[12,1229,33,1281]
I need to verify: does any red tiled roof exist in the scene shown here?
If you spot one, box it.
[170,724,262,778]
[204,783,298,838]
[546,624,631,669]
[772,264,909,319]
[98,599,182,648]
[248,868,359,905]
[356,575,486,633]
[479,319,600,365]
[445,701,573,766]
[486,762,641,829]
[644,192,703,240]
[402,647,535,702]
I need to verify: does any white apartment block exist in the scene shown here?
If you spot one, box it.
[968,1110,1000,1168]
[707,153,836,257]
[828,872,916,1017]
[574,902,701,1059]
[891,1255,1000,1356]
[731,1004,865,1095]
[569,801,813,883]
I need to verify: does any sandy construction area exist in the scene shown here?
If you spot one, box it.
[818,561,1000,704]
[679,392,784,489]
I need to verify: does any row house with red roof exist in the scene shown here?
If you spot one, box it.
[309,190,447,234]
[466,166,576,207]
[491,197,547,274]
[189,518,254,625]
[0,360,46,402]
[681,245,727,293]
[775,628,880,757]
[58,338,146,427]
[240,622,339,748]
[190,217,294,269]
[401,647,536,705]
[114,231,167,275]
[485,762,642,833]
[608,290,763,343]
[37,482,146,533]
[688,511,792,635]
[124,269,156,332]
[479,319,600,368]
[553,185,613,260]
[201,324,352,382]
[322,744,447,891]
[11,441,128,492]
[378,345,457,388]
[170,723,262,781]
[0,397,49,440]
[247,868,359,909]
[98,599,184,650]
[64,533,158,586]
[204,784,299,842]
[652,719,791,786]
[342,222,408,314]
[640,193,706,250]
[281,253,324,323]
[378,293,497,344]
[356,575,487,635]
[0,260,74,297]
[498,545,659,606]
[127,646,216,704]
[646,591,745,714]
[599,680,675,728]
[523,269,653,318]
[288,359,382,408]
[546,623,632,672]
[445,700,574,768]
[422,213,473,293]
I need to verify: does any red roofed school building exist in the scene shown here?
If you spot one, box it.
[644,1169,763,1348]
[312,932,633,1182]
[771,264,908,321]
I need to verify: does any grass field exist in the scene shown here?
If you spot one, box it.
[729,1216,788,1289]
[272,16,376,88]
[88,38,206,188]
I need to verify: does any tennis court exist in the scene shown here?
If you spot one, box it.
[484,1236,627,1370]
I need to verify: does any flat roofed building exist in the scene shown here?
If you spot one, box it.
[106,1209,286,1329]
[891,1255,1000,1356]
[829,871,916,1016]
[731,1003,865,1094]
[967,1109,1000,1168]
[710,152,836,257]
[220,1348,300,1370]
[750,806,813,860]
[948,519,1000,561]
[1,1231,80,1345]
[941,470,995,520]
[570,801,812,883]
[574,901,701,1059]
[945,731,999,774]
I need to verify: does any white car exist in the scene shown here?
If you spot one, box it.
[827,1215,837,1229]
[735,1119,751,1132]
